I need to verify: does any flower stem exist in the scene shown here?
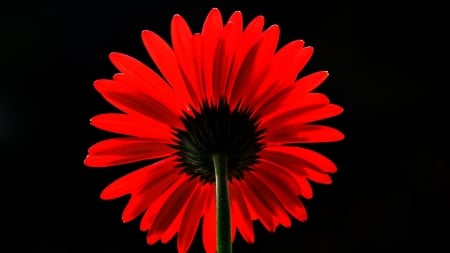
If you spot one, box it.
[212,153,232,253]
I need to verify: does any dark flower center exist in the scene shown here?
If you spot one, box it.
[171,98,265,184]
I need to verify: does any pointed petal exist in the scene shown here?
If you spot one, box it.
[90,113,172,139]
[201,8,223,100]
[260,93,330,124]
[294,70,329,94]
[225,15,264,100]
[253,163,308,221]
[238,179,277,232]
[264,104,344,128]
[147,176,197,244]
[257,71,330,119]
[229,181,254,243]
[265,124,345,144]
[258,158,313,199]
[227,11,243,31]
[99,157,177,200]
[230,25,280,107]
[266,146,337,173]
[190,33,208,100]
[212,21,240,100]
[247,40,305,110]
[94,79,181,127]
[140,174,187,232]
[202,185,216,253]
[297,176,313,199]
[277,46,314,87]
[108,53,184,113]
[177,184,209,253]
[85,137,174,167]
[121,165,180,222]
[141,30,192,105]
[246,172,291,228]
[171,14,202,106]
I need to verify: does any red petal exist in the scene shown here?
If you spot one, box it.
[140,174,187,232]
[121,166,179,222]
[94,79,181,127]
[90,113,172,139]
[238,179,277,232]
[141,30,192,105]
[264,104,344,128]
[255,49,315,118]
[212,21,240,100]
[253,163,308,221]
[147,176,197,244]
[246,40,305,111]
[85,137,174,167]
[99,157,177,200]
[201,8,224,100]
[227,11,243,31]
[260,93,330,124]
[258,158,313,199]
[257,71,330,119]
[230,25,280,107]
[202,185,216,253]
[229,181,254,243]
[264,145,337,173]
[246,172,292,228]
[225,15,264,100]
[265,124,345,144]
[177,184,209,253]
[277,46,314,87]
[297,176,313,199]
[294,70,329,94]
[171,14,202,106]
[190,34,206,100]
[242,15,265,40]
[108,53,184,113]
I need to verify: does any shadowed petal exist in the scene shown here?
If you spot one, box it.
[260,92,330,125]
[90,113,172,139]
[201,8,224,100]
[147,177,198,244]
[238,179,277,232]
[230,25,279,107]
[177,184,210,253]
[255,71,330,118]
[85,138,174,167]
[264,104,344,128]
[253,163,307,221]
[265,145,337,173]
[121,163,180,222]
[229,182,254,243]
[94,79,181,127]
[99,157,178,200]
[259,159,314,199]
[108,53,184,113]
[140,174,188,232]
[171,14,202,106]
[202,184,216,253]
[141,30,193,105]
[225,15,265,99]
[265,124,345,144]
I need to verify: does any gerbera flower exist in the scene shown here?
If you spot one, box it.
[85,8,344,253]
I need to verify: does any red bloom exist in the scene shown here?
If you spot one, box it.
[85,8,344,253]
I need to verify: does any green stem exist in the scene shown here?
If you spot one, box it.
[212,153,232,253]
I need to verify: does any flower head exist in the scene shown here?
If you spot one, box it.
[85,8,344,253]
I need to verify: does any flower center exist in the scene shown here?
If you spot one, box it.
[171,98,265,184]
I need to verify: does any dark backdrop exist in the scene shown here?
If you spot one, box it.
[2,0,449,252]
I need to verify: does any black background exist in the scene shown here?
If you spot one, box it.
[2,0,449,252]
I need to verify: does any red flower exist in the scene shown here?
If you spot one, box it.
[85,8,344,253]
